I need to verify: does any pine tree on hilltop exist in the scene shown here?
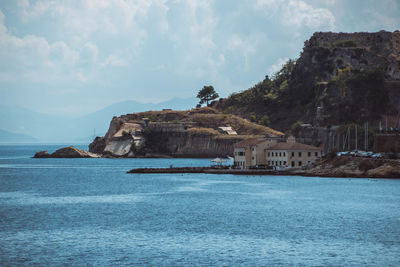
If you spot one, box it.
[197,85,219,106]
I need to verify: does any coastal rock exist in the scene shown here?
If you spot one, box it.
[103,139,133,157]
[293,156,400,178]
[366,163,400,178]
[89,136,106,154]
[52,146,101,158]
[33,151,51,158]
[34,146,101,158]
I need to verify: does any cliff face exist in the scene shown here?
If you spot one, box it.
[304,31,400,80]
[217,31,400,131]
[89,107,283,157]
[143,130,244,157]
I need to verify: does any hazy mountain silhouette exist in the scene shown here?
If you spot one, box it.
[0,128,38,142]
[0,97,198,142]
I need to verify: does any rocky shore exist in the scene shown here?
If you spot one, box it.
[33,146,101,158]
[293,156,400,178]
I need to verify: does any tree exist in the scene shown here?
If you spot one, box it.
[197,85,219,106]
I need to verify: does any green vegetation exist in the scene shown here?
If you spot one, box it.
[197,85,219,106]
[332,40,357,48]
[185,127,220,136]
[129,107,283,137]
[216,38,390,131]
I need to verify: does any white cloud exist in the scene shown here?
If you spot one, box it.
[101,54,128,68]
[169,0,221,76]
[0,1,172,84]
[0,10,6,34]
[256,0,335,30]
[284,0,335,30]
[0,10,81,83]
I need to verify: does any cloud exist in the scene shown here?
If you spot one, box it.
[256,0,335,30]
[0,11,80,82]
[284,1,335,30]
[168,0,221,75]
[0,1,172,84]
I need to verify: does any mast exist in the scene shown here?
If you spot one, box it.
[366,121,368,150]
[348,127,351,150]
[355,124,357,151]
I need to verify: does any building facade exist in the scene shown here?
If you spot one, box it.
[266,139,321,168]
[233,138,278,169]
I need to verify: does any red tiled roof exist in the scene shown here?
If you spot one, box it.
[267,142,321,151]
[234,138,266,148]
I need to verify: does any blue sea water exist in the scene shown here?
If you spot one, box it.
[0,144,399,266]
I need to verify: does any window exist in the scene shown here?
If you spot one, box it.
[298,152,302,157]
[298,161,302,166]
[279,161,282,165]
[283,161,287,165]
[252,147,255,151]
[279,152,282,157]
[267,152,270,157]
[235,152,237,156]
[252,156,254,160]
[283,152,286,157]
[291,161,295,167]
[307,160,311,165]
[315,152,318,157]
[238,151,245,156]
[308,152,311,157]
[267,161,270,165]
[291,152,295,157]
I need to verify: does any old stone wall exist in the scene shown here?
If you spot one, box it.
[149,131,243,157]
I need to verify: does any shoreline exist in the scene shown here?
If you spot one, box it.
[127,166,400,179]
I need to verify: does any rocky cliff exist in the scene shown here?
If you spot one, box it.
[215,31,400,152]
[217,30,400,131]
[304,31,400,80]
[89,107,283,157]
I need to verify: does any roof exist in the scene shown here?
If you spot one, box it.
[218,126,233,131]
[218,126,238,135]
[267,142,321,151]
[234,138,266,148]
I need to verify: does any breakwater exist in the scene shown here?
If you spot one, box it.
[127,167,280,175]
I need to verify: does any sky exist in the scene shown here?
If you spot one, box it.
[0,0,399,116]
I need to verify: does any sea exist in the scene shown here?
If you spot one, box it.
[0,144,399,266]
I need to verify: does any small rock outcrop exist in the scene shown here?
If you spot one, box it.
[293,156,400,178]
[34,146,101,158]
[33,151,51,158]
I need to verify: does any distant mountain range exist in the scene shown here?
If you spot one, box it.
[0,129,38,143]
[0,97,198,142]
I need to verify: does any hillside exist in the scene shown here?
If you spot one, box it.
[216,31,400,131]
[89,107,283,157]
